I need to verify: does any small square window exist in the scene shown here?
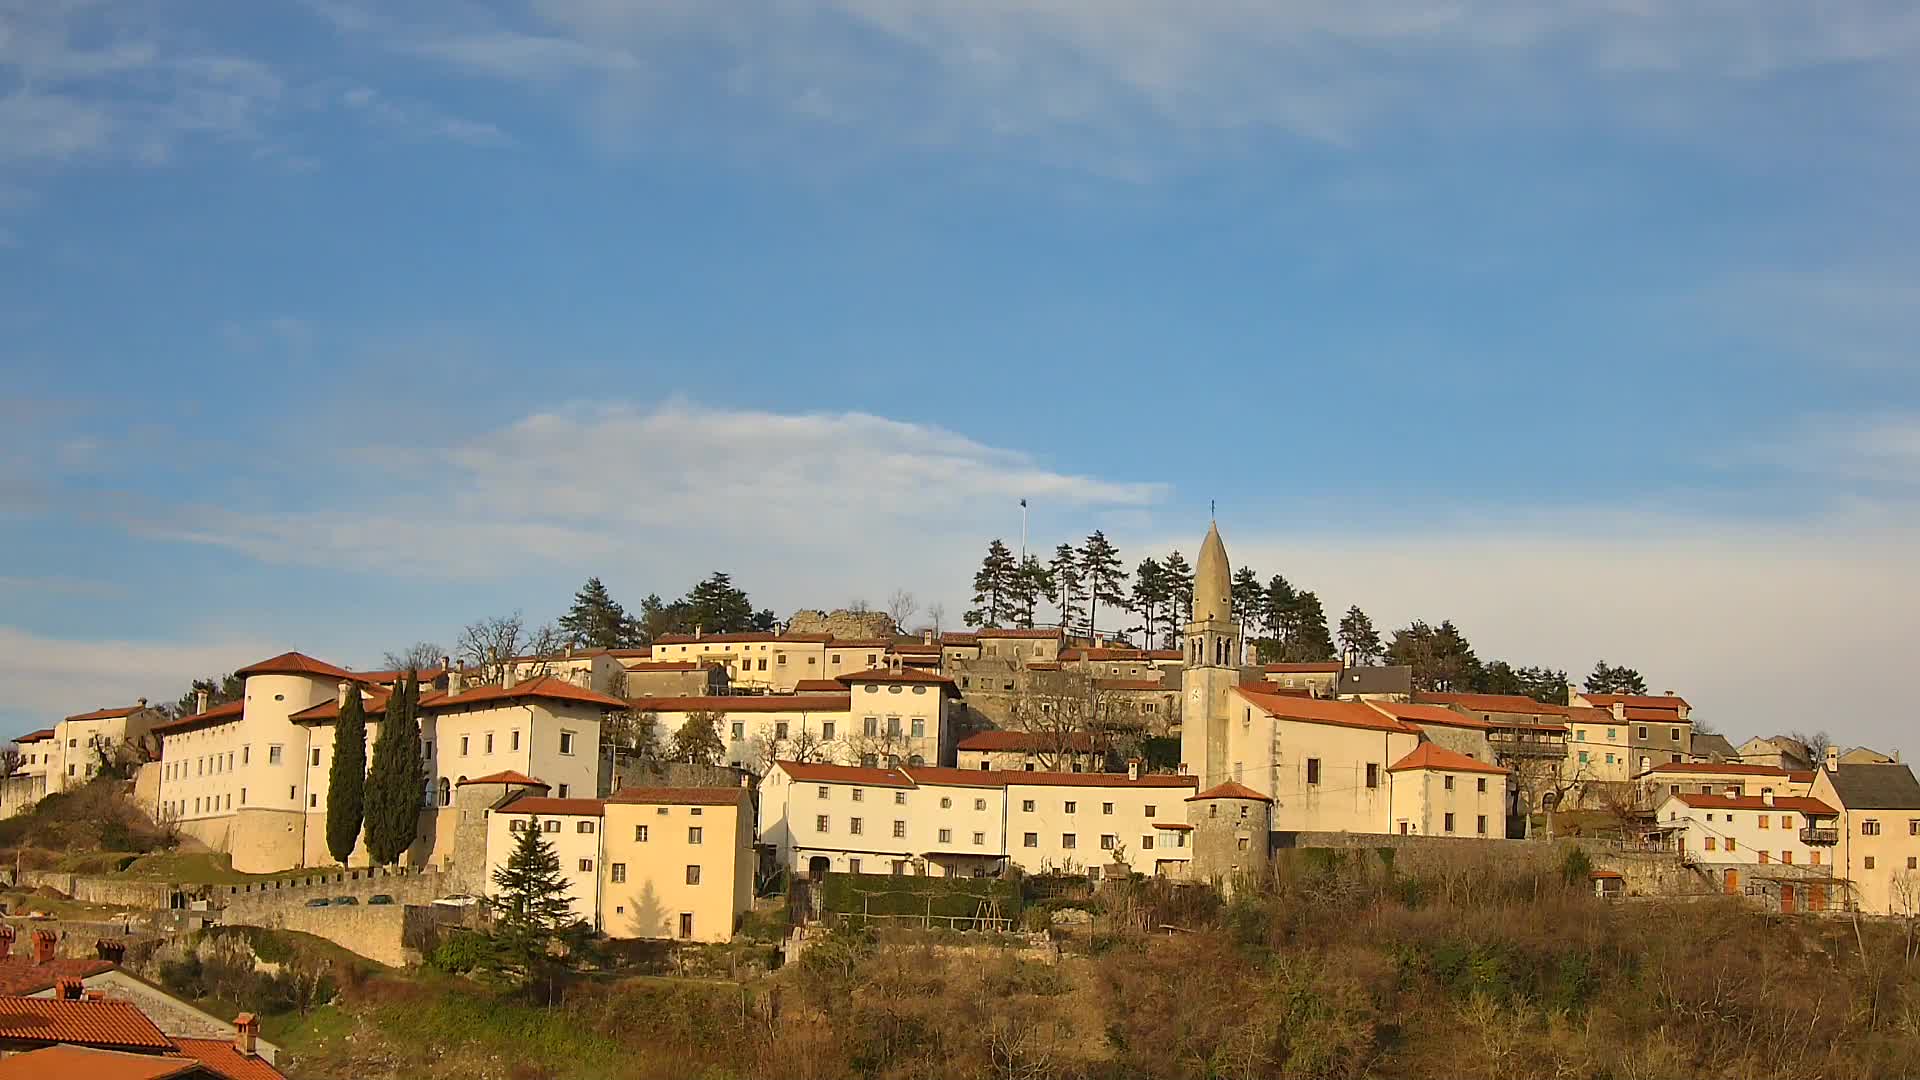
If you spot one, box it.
[689,826,703,844]
[686,865,702,885]
[611,863,627,883]
[578,858,594,872]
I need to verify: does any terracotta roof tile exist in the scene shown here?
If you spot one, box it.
[836,668,956,687]
[170,1037,289,1080]
[1621,706,1684,722]
[0,1045,203,1080]
[653,632,833,644]
[773,760,914,787]
[627,694,849,713]
[1415,691,1571,717]
[11,729,54,744]
[606,787,750,807]
[955,730,1096,753]
[1366,701,1493,730]
[457,771,549,788]
[897,765,1015,789]
[1583,693,1690,710]
[421,676,629,712]
[1388,742,1510,775]
[233,652,358,680]
[498,796,605,817]
[1002,771,1196,790]
[61,705,147,723]
[150,700,246,736]
[1668,793,1836,815]
[1640,761,1791,777]
[621,661,708,672]
[0,995,174,1050]
[1261,663,1343,674]
[790,679,845,693]
[0,956,115,996]
[1236,688,1421,734]
[888,643,941,655]
[1189,781,1272,802]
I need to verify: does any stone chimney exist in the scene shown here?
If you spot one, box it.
[1827,745,1840,773]
[337,681,352,708]
[1610,701,1626,721]
[33,929,56,965]
[94,939,125,964]
[0,924,14,959]
[195,688,210,715]
[503,663,519,690]
[1127,758,1141,781]
[922,628,935,646]
[694,625,703,640]
[446,668,465,697]
[439,654,451,678]
[1762,790,1775,806]
[55,976,83,1000]
[233,1012,259,1056]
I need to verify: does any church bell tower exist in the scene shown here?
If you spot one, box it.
[1181,522,1241,789]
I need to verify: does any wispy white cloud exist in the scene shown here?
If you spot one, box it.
[334,85,514,147]
[1722,411,1920,488]
[0,626,277,725]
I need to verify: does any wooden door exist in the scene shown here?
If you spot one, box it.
[1780,884,1796,914]
[1724,868,1739,895]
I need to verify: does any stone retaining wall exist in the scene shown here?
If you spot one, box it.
[220,867,443,925]
[15,871,181,910]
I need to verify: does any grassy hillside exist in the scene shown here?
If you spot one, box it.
[266,844,1920,1079]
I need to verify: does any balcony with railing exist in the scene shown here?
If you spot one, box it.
[1799,826,1839,846]
[1488,728,1569,759]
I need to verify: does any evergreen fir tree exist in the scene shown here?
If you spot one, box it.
[1230,567,1266,630]
[1338,605,1384,663]
[1009,555,1049,628]
[490,818,581,977]
[1387,620,1483,692]
[1078,530,1126,637]
[1584,661,1648,695]
[1129,557,1167,648]
[682,573,758,633]
[1288,591,1335,662]
[559,577,641,649]
[1160,551,1194,642]
[1262,574,1299,644]
[965,539,1018,627]
[1047,543,1084,631]
[325,687,368,866]
[363,671,425,865]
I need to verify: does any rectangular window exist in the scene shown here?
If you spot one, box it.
[1476,778,1487,793]
[688,826,703,844]
[242,746,250,765]
[1864,820,1882,836]
[1365,764,1379,789]
[460,736,470,756]
[1759,815,1769,829]
[558,784,569,798]
[1145,804,1157,817]
[1760,851,1770,863]
[680,913,695,938]
[686,865,701,885]
[893,820,906,838]
[972,831,985,845]
[1444,775,1455,791]
[1064,801,1077,814]
[940,796,952,809]
[611,863,626,883]
[1476,815,1487,835]
[1306,758,1321,785]
[851,788,864,802]
[887,717,901,736]
[1022,799,1035,812]
[577,821,595,834]
[1865,856,1877,870]
[865,717,879,737]
[1102,802,1115,815]
[268,745,282,765]
[1443,813,1455,833]
[559,731,576,755]
[1062,833,1076,849]
[1911,820,1919,836]
[579,858,594,872]
[309,794,318,808]
[543,820,560,833]
[635,825,649,842]
[1100,834,1116,850]
[850,817,863,835]
[938,828,952,844]
[911,718,925,738]
[485,733,494,754]
[894,791,906,805]
[1142,835,1155,850]
[1781,850,1792,864]
[511,730,521,751]
[974,798,987,811]
[848,858,861,874]
[1024,832,1038,848]
[1638,726,1648,739]
[311,748,322,767]
[817,786,830,799]
[776,722,789,740]
[1726,837,1737,851]
[732,722,745,740]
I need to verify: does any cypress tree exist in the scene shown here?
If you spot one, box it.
[363,670,425,866]
[325,687,368,866]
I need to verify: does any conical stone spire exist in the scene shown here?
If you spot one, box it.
[1192,522,1232,625]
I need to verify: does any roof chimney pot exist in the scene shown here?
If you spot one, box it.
[337,681,351,708]
[1826,744,1840,773]
[135,697,146,708]
[195,688,210,715]
[233,1012,259,1056]
[33,929,56,965]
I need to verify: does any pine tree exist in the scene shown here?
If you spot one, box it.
[1584,661,1648,695]
[1230,567,1266,631]
[1160,551,1194,641]
[490,818,581,977]
[1047,543,1084,632]
[559,577,641,649]
[666,712,727,765]
[325,687,369,866]
[1387,620,1482,692]
[1129,557,1167,648]
[1262,574,1299,644]
[1288,591,1335,661]
[1078,531,1126,637]
[682,573,757,633]
[1009,555,1049,628]
[1338,605,1383,664]
[965,540,1018,627]
[363,671,425,866]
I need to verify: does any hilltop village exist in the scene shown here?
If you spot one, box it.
[6,522,1912,941]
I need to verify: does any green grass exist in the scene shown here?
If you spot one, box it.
[0,889,135,920]
[66,852,325,884]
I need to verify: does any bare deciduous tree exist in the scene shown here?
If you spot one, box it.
[887,589,918,634]
[382,641,445,672]
[1007,669,1137,772]
[457,612,567,685]
[926,602,946,637]
[0,747,20,778]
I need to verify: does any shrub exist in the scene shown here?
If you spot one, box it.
[429,932,493,975]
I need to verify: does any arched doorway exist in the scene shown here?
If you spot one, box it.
[808,856,830,881]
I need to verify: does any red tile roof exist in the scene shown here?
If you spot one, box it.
[1366,701,1492,730]
[790,679,845,693]
[1788,771,1815,785]
[457,771,548,788]
[0,956,115,996]
[888,643,941,655]
[1236,688,1421,734]
[1189,781,1271,802]
[627,694,850,713]
[286,688,393,723]
[422,676,629,712]
[1622,706,1684,722]
[0,1045,203,1080]
[11,729,54,744]
[836,668,957,687]
[1668,793,1836,815]
[1416,691,1570,717]
[171,1037,288,1080]
[774,760,914,787]
[149,701,246,737]
[1388,742,1510,775]
[1639,761,1791,777]
[895,765,1014,789]
[61,705,148,723]
[1153,822,1193,831]
[974,628,1063,639]
[939,633,980,645]
[233,652,358,680]
[606,786,750,807]
[653,632,833,644]
[1583,693,1690,710]
[621,661,708,672]
[498,796,605,817]
[1001,771,1196,790]
[955,730,1096,753]
[1262,663,1343,674]
[1093,679,1165,691]
[0,995,174,1050]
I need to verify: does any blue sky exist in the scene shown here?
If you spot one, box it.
[3,1,1917,751]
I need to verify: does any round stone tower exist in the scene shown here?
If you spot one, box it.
[1186,780,1272,894]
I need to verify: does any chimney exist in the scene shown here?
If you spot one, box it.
[439,654,451,678]
[1127,758,1140,781]
[195,688,210,715]
[1566,683,1579,707]
[922,628,934,646]
[55,976,83,1000]
[94,939,125,964]
[503,664,519,690]
[1610,702,1626,721]
[1762,790,1775,806]
[233,1013,259,1056]
[446,669,465,698]
[1827,745,1840,773]
[84,990,105,1001]
[337,681,352,708]
[694,625,703,640]
[0,924,14,959]
[33,929,56,965]
[135,697,147,708]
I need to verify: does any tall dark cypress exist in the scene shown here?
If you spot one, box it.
[363,670,425,866]
[324,686,369,865]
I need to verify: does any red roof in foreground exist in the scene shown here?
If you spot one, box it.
[626,693,849,713]
[233,651,358,681]
[1236,688,1421,735]
[171,1037,288,1080]
[955,730,1096,753]
[0,995,175,1051]
[1189,781,1272,803]
[421,676,629,712]
[1583,693,1690,710]
[456,771,548,788]
[498,796,605,817]
[1640,761,1790,777]
[772,759,1195,791]
[836,667,956,687]
[1366,701,1493,730]
[0,1045,202,1080]
[1668,793,1836,815]
[774,760,914,787]
[0,956,115,996]
[1388,743,1511,775]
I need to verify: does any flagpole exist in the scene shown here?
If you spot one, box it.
[1019,499,1028,561]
